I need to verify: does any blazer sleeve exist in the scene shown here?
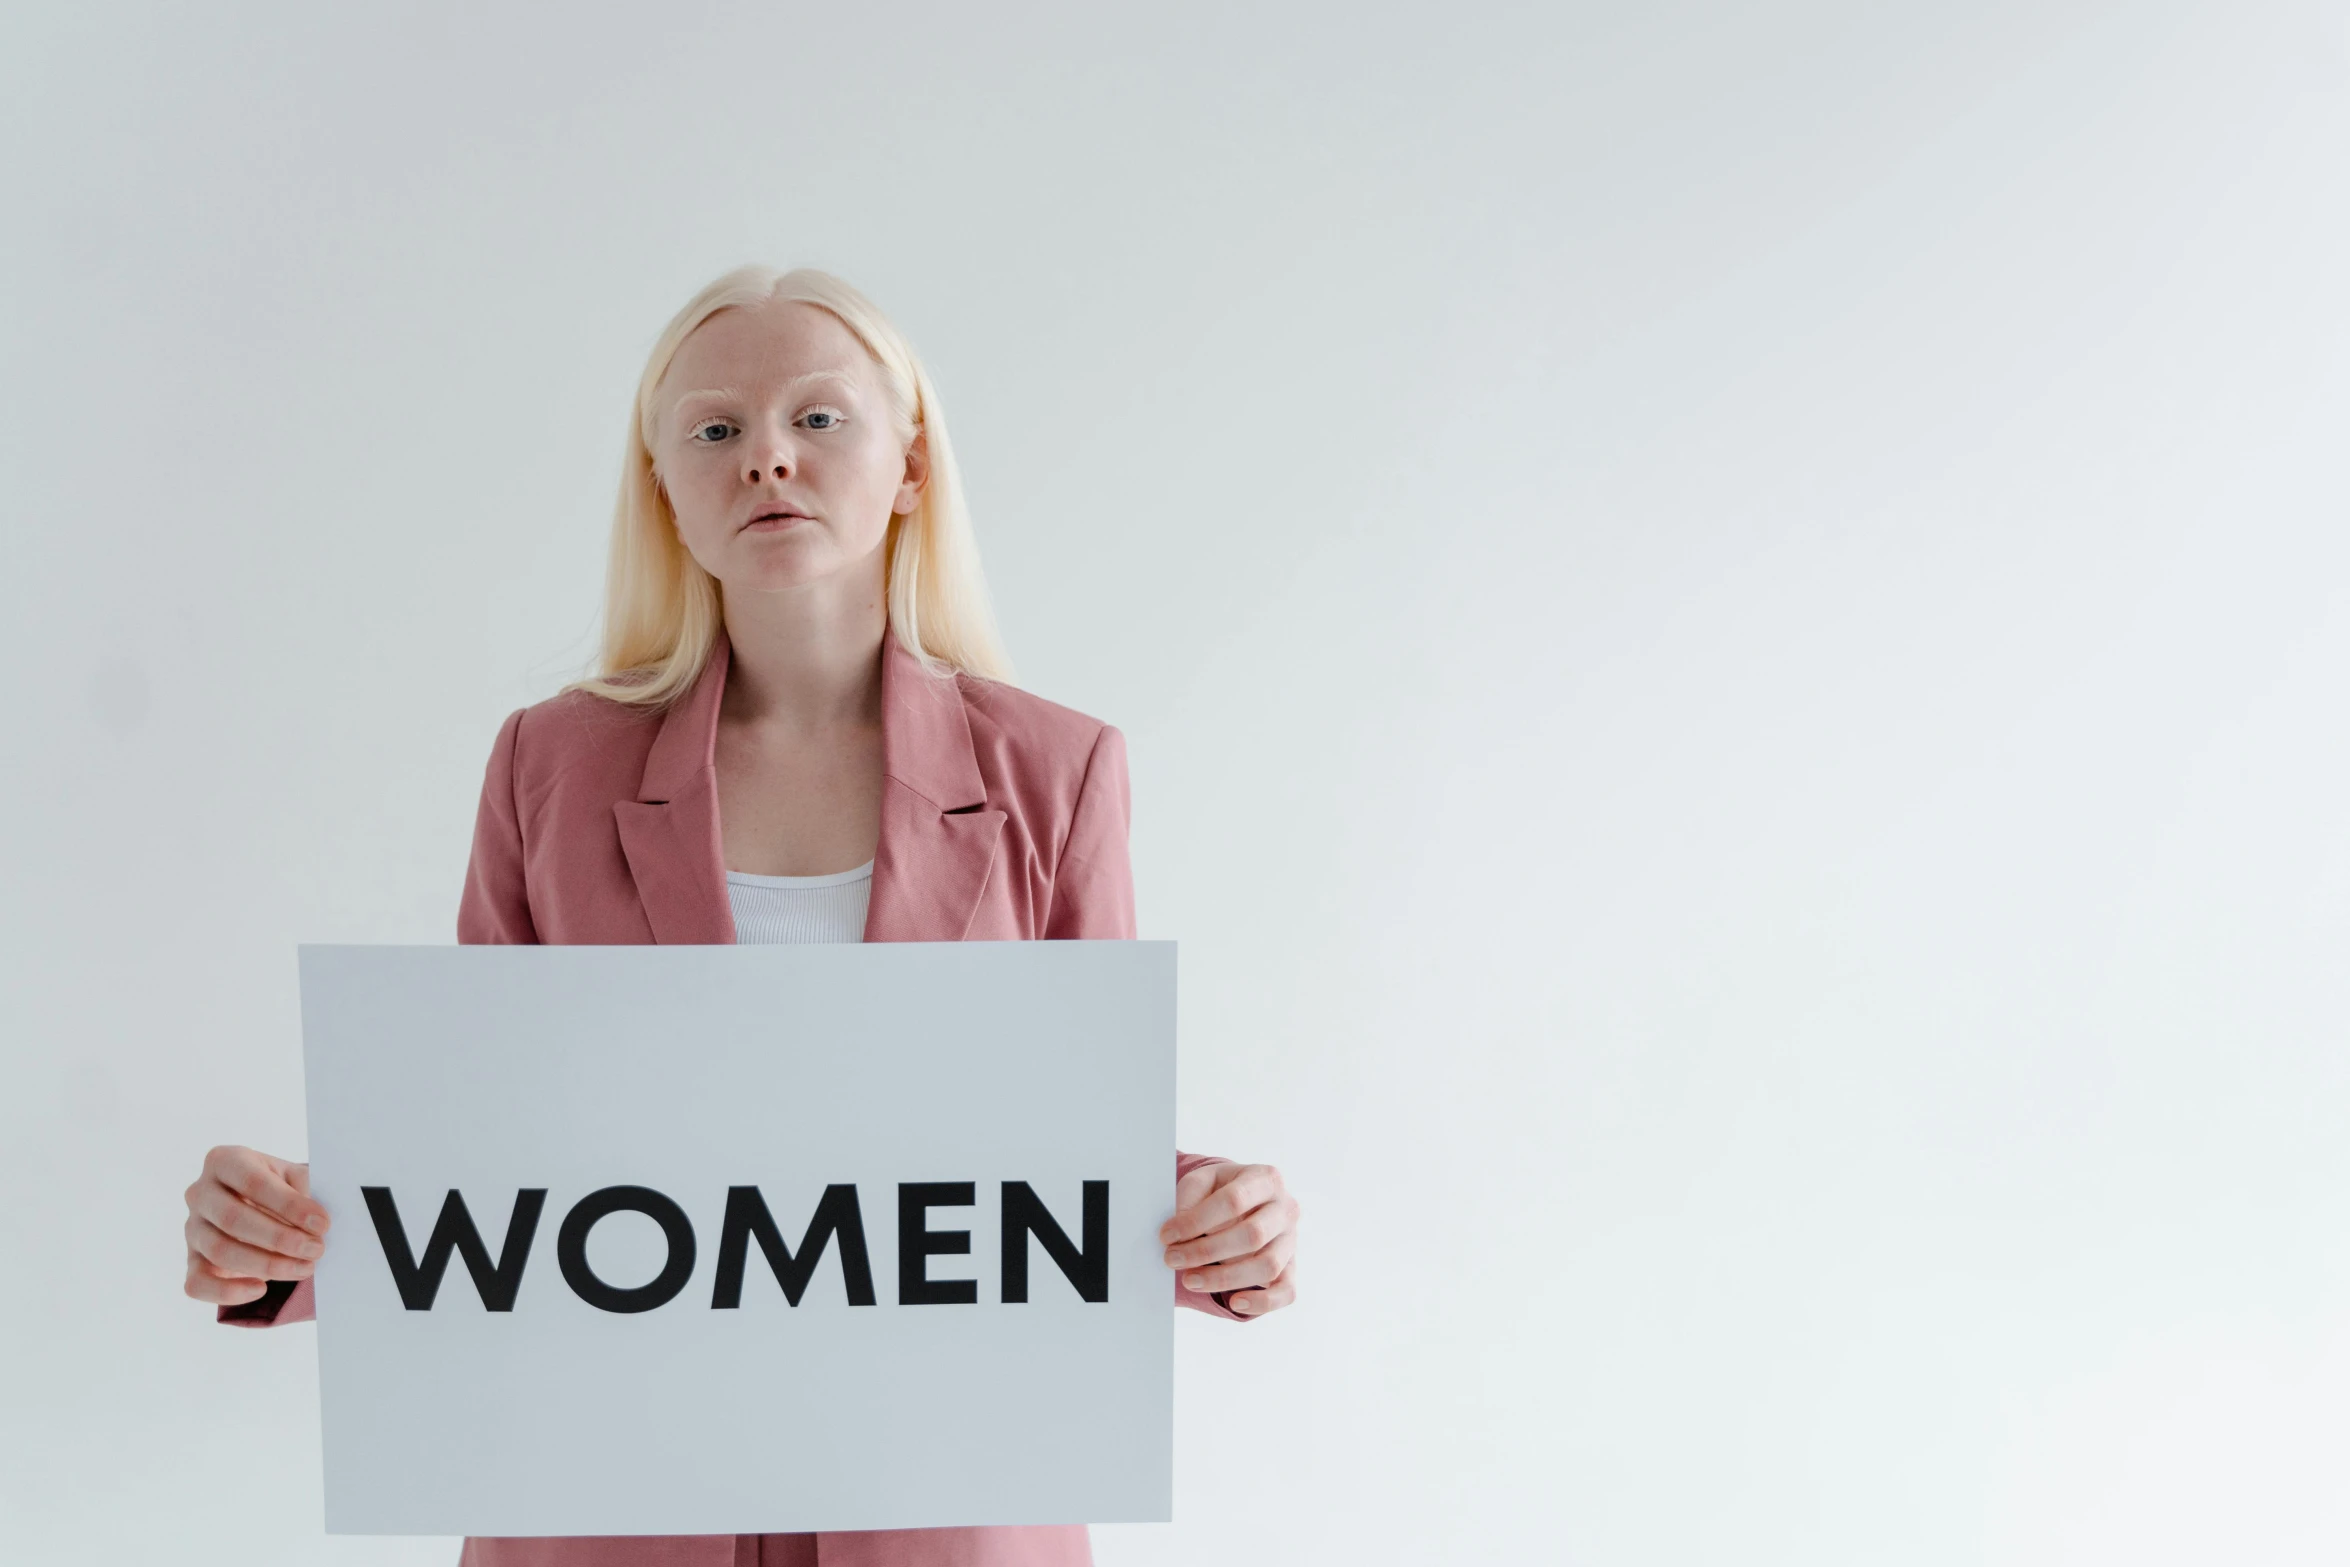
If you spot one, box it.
[457,707,540,946]
[219,709,537,1331]
[1043,725,1249,1322]
[1042,722,1137,941]
[218,1276,312,1327]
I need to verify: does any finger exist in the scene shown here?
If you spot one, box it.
[1229,1264,1297,1317]
[1178,1229,1296,1294]
[1161,1165,1228,1241]
[187,1256,270,1305]
[208,1147,329,1235]
[187,1216,316,1281]
[190,1182,325,1263]
[185,1256,270,1306]
[232,1156,329,1234]
[1163,1164,1285,1245]
[1163,1193,1298,1269]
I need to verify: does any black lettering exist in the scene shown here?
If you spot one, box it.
[710,1184,876,1308]
[361,1187,546,1312]
[897,1182,977,1304]
[555,1185,697,1313]
[1000,1180,1110,1303]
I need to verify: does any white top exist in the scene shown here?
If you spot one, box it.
[724,860,873,945]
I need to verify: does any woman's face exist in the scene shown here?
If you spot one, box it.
[649,298,924,596]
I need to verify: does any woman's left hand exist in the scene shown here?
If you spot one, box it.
[1161,1161,1299,1317]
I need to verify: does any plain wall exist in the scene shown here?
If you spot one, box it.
[4,2,2348,1562]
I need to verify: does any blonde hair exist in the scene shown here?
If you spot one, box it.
[563,264,1013,709]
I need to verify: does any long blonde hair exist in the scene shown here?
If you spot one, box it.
[563,265,1013,708]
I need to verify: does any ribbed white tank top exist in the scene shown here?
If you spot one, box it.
[723,860,873,944]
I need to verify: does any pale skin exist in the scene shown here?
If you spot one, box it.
[185,297,1299,1316]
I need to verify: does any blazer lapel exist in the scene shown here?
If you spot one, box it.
[864,633,1006,944]
[612,631,737,945]
[611,625,1006,946]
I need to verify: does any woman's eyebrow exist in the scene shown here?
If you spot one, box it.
[672,371,860,409]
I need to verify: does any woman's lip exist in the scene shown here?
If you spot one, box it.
[744,512,808,530]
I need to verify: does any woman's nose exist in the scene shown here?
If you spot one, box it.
[745,456,790,484]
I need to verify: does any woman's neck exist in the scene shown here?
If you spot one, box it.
[715,552,888,731]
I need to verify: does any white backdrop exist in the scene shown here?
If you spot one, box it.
[4,3,2348,1563]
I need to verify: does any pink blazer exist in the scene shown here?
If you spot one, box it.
[226,625,1245,1567]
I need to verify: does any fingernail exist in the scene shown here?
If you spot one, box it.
[1163,1251,1182,1268]
[298,1241,323,1259]
[1233,1297,1256,1313]
[305,1215,328,1235]
[1185,1273,1207,1291]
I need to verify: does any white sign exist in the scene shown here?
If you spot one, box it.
[298,940,1176,1537]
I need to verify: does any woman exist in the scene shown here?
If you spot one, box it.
[180,265,1301,1566]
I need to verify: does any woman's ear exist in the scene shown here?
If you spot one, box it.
[647,462,683,536]
[893,425,930,516]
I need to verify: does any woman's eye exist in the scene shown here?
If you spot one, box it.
[691,421,736,443]
[800,409,842,431]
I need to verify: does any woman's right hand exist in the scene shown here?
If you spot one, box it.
[183,1145,330,1307]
